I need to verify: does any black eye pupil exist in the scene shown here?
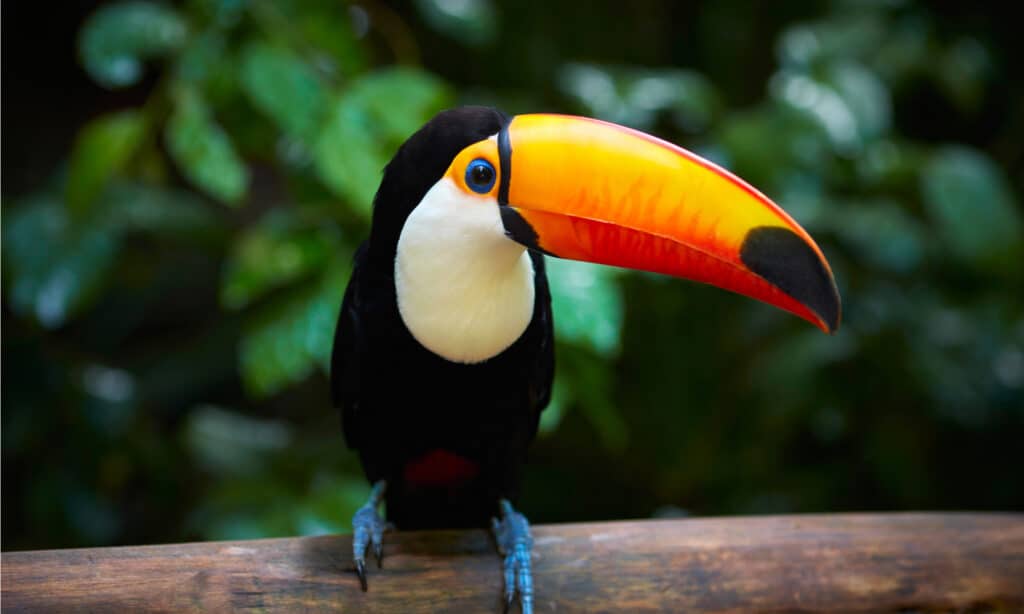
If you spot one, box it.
[471,164,493,186]
[465,159,496,194]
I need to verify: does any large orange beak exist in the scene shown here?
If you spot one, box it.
[497,114,841,333]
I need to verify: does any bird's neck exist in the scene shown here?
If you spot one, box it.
[394,180,535,364]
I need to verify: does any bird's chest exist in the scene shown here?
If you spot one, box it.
[365,344,527,432]
[353,259,539,488]
[359,323,533,451]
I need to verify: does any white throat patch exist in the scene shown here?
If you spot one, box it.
[395,177,536,364]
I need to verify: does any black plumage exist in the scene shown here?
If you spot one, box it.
[331,107,554,530]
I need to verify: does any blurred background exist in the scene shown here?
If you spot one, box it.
[3,0,1022,551]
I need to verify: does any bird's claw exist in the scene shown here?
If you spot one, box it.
[352,481,388,592]
[492,499,534,614]
[355,558,368,591]
[374,536,386,568]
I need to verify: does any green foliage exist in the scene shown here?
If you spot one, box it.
[239,259,349,398]
[348,69,454,141]
[546,259,624,356]
[166,87,249,205]
[558,63,721,133]
[921,147,1023,273]
[314,93,390,215]
[240,41,329,142]
[3,195,119,328]
[826,199,927,274]
[66,111,148,215]
[771,61,891,153]
[413,0,498,47]
[186,405,292,477]
[79,1,188,88]
[315,69,453,215]
[102,181,221,238]
[544,259,628,449]
[220,212,340,310]
[3,0,1022,549]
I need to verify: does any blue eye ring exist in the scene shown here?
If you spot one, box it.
[465,158,497,194]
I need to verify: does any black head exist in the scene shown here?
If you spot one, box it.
[367,106,509,269]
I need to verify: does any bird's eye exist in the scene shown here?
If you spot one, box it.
[465,159,496,194]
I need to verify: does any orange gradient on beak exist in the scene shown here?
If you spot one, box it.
[501,114,840,332]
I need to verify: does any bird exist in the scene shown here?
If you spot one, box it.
[331,106,840,613]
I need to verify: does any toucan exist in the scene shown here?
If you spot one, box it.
[331,106,840,613]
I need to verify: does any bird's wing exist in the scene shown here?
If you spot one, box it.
[527,251,555,438]
[332,242,369,450]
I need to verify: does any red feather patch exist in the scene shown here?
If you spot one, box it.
[403,449,481,487]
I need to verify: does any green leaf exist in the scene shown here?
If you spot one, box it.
[64,488,120,544]
[4,181,222,328]
[856,140,927,189]
[102,181,221,240]
[776,15,885,69]
[536,345,627,450]
[829,200,928,274]
[826,62,891,143]
[314,94,387,216]
[240,42,328,142]
[3,195,120,328]
[558,63,623,122]
[66,112,147,215]
[413,0,498,47]
[184,405,292,477]
[629,69,720,133]
[79,1,188,89]
[559,63,720,132]
[187,479,298,540]
[771,61,890,153]
[871,19,930,83]
[221,212,340,310]
[346,68,453,143]
[299,473,369,536]
[717,105,827,188]
[239,263,349,398]
[174,32,238,105]
[537,376,571,435]
[166,88,249,205]
[921,147,1023,273]
[189,0,247,26]
[559,346,628,452]
[79,364,137,437]
[934,38,991,113]
[289,1,368,75]
[546,258,624,357]
[749,330,856,410]
[313,69,451,215]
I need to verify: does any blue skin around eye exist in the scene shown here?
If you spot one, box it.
[466,159,496,193]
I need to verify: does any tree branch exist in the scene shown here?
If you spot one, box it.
[3,513,1022,612]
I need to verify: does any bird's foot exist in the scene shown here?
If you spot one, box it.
[352,480,391,591]
[492,499,534,614]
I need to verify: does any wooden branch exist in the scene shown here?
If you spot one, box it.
[3,513,1022,612]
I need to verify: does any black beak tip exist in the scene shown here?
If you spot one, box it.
[740,226,841,333]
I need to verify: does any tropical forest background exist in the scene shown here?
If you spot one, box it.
[3,0,1022,550]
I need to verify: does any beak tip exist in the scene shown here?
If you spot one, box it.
[820,313,841,335]
[820,292,842,335]
[817,290,842,335]
[739,226,841,335]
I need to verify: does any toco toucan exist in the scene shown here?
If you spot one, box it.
[331,106,840,613]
